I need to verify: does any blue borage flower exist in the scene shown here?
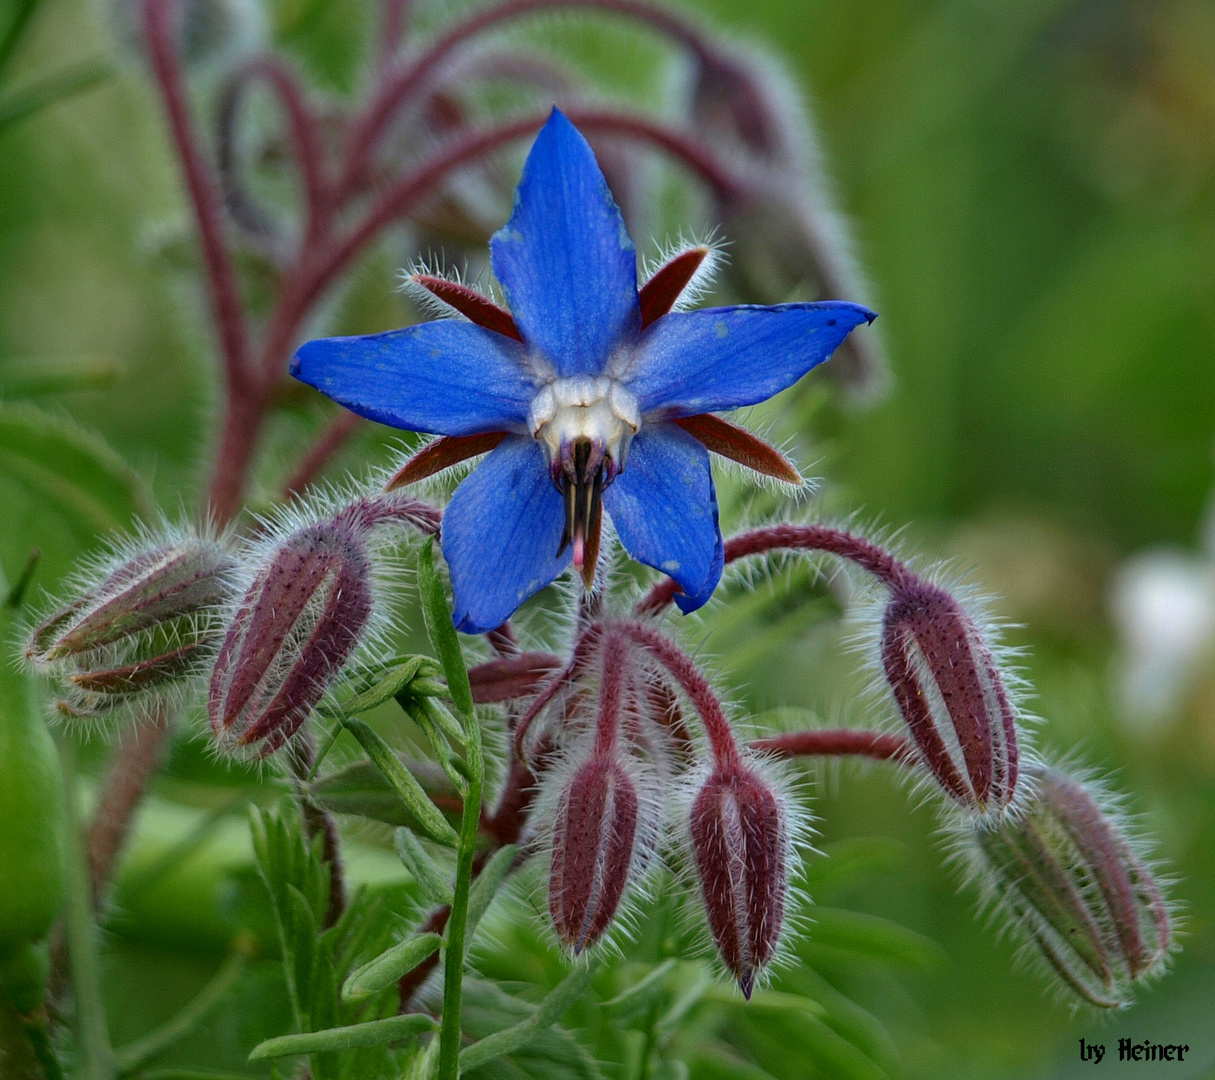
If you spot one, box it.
[291,109,874,634]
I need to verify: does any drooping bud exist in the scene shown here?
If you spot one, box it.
[880,578,1020,814]
[956,764,1173,1009]
[28,535,237,716]
[548,755,640,953]
[689,764,788,998]
[209,514,374,755]
[30,542,236,664]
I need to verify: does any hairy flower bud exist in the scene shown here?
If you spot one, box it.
[29,536,236,715]
[209,516,374,755]
[957,764,1173,1009]
[689,764,788,997]
[548,754,641,953]
[880,578,1019,813]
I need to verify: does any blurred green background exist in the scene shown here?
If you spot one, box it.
[2,0,1214,1077]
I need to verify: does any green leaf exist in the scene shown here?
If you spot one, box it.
[0,402,151,541]
[339,655,432,716]
[465,844,518,941]
[459,962,598,1072]
[802,908,946,969]
[345,718,460,846]
[603,959,677,1020]
[0,59,111,132]
[341,932,442,1002]
[309,758,458,829]
[0,354,125,396]
[417,538,474,722]
[248,1014,437,1059]
[394,828,454,906]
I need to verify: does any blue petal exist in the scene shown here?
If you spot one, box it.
[624,302,876,416]
[291,321,536,436]
[603,423,723,613]
[490,109,640,377]
[442,435,570,634]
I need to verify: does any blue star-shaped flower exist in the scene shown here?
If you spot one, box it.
[292,109,874,634]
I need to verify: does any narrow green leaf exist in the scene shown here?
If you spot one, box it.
[248,1014,437,1059]
[341,932,442,1002]
[603,959,677,1018]
[803,908,945,969]
[417,538,474,721]
[458,962,598,1072]
[0,402,150,540]
[0,59,111,132]
[340,655,428,716]
[114,949,249,1075]
[0,0,43,75]
[465,844,518,940]
[0,354,125,396]
[345,717,459,846]
[399,697,468,792]
[409,695,467,750]
[394,828,454,906]
[309,758,458,830]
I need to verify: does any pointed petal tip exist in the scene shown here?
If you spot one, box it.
[738,971,755,1000]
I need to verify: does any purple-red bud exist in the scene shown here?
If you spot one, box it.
[548,755,640,953]
[29,540,235,663]
[689,764,788,998]
[209,519,373,755]
[28,536,236,715]
[880,579,1019,813]
[964,764,1173,1008]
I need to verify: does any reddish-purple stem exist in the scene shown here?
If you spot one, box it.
[610,620,740,770]
[750,729,911,762]
[637,523,912,615]
[593,634,628,756]
[238,58,331,245]
[379,0,412,70]
[141,0,251,404]
[339,0,714,198]
[513,625,602,758]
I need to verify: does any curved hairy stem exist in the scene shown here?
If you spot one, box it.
[637,523,913,615]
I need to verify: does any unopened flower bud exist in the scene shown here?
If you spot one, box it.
[30,542,235,664]
[880,578,1019,814]
[689,764,788,998]
[29,536,236,716]
[548,755,640,953]
[959,764,1173,1009]
[209,517,374,755]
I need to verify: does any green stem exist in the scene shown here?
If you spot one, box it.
[437,713,482,1079]
[58,737,115,1080]
[113,946,249,1075]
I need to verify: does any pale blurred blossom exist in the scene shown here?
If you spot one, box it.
[1110,550,1215,725]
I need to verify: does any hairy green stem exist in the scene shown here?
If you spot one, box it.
[438,713,483,1079]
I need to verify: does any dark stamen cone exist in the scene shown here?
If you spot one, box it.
[209,521,373,755]
[689,765,788,997]
[549,755,640,953]
[961,763,1173,1009]
[880,578,1019,813]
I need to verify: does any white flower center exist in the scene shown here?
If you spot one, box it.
[528,375,640,473]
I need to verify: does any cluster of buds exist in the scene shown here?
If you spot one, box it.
[950,762,1174,1009]
[878,573,1021,816]
[523,619,793,995]
[25,490,437,754]
[27,530,238,719]
[209,493,438,756]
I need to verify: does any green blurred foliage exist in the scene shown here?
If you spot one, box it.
[2,0,1215,1077]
